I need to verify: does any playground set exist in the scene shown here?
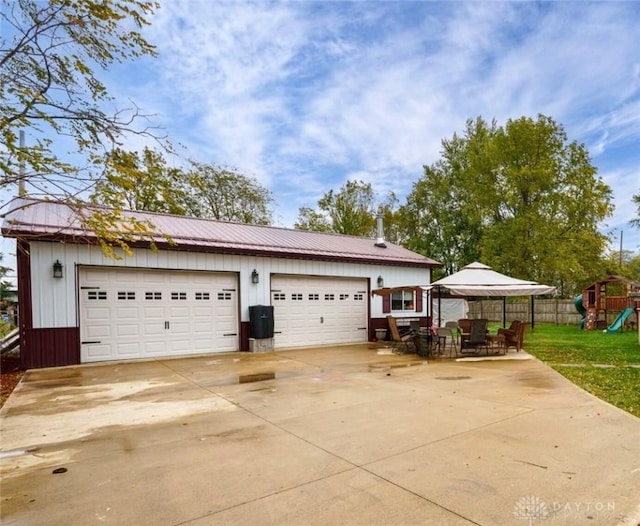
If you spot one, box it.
[575,275,640,332]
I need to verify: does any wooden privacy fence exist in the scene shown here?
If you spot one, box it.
[468,299,582,326]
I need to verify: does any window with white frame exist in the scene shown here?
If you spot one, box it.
[391,290,415,311]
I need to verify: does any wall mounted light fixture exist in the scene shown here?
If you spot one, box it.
[53,260,63,279]
[377,275,384,288]
[251,269,259,284]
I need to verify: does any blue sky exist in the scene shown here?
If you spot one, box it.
[126,1,640,245]
[2,1,640,283]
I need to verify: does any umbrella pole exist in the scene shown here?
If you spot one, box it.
[438,286,442,327]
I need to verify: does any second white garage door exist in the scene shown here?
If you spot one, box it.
[79,267,238,363]
[271,275,368,348]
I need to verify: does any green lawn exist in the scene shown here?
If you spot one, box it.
[521,323,640,418]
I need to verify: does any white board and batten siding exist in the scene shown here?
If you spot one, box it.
[29,241,432,361]
[271,275,368,348]
[31,241,431,328]
[29,242,257,329]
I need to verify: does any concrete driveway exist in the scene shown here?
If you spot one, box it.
[1,345,639,525]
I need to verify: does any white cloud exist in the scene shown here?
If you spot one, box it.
[600,165,640,250]
[98,1,640,250]
[140,2,313,184]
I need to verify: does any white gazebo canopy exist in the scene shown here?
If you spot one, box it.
[429,262,556,296]
[427,262,556,327]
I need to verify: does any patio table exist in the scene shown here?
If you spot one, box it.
[486,333,506,354]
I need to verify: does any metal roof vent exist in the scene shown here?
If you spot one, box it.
[374,213,387,248]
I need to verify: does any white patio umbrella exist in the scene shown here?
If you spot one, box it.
[427,262,556,327]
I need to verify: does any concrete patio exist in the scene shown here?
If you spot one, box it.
[1,345,639,525]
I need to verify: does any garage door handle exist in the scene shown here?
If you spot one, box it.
[82,341,101,344]
[223,333,237,337]
[164,321,170,329]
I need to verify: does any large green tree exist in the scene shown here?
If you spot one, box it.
[295,180,400,239]
[91,147,188,214]
[400,131,483,278]
[182,162,273,225]
[402,115,613,294]
[91,151,274,225]
[626,253,640,282]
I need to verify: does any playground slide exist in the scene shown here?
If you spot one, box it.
[606,307,635,333]
[574,294,586,329]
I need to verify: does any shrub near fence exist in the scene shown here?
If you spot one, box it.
[468,299,582,326]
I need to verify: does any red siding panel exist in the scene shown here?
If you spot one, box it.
[240,321,250,352]
[16,239,81,369]
[22,327,80,369]
[17,240,33,370]
[382,295,391,313]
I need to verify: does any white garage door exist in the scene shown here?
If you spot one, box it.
[271,275,368,348]
[79,267,238,363]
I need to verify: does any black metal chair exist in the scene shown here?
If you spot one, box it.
[460,319,489,355]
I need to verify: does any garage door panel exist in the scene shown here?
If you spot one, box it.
[114,271,138,283]
[86,325,111,338]
[80,268,238,363]
[85,344,111,359]
[116,324,139,337]
[117,343,142,356]
[216,336,237,352]
[84,272,110,284]
[193,321,213,333]
[85,307,111,320]
[169,306,190,317]
[143,341,165,354]
[142,321,164,334]
[143,306,165,318]
[272,276,367,349]
[167,339,190,353]
[192,306,213,316]
[142,272,165,283]
[216,312,236,324]
[170,322,190,335]
[116,307,138,319]
[193,340,214,352]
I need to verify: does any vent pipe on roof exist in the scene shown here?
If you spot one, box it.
[374,212,386,248]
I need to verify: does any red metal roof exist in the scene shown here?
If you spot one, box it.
[2,198,440,268]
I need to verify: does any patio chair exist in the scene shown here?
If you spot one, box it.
[436,327,457,357]
[460,318,489,355]
[387,315,416,354]
[458,318,472,346]
[445,321,460,347]
[498,320,525,352]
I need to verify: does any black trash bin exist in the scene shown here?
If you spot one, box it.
[249,305,274,339]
